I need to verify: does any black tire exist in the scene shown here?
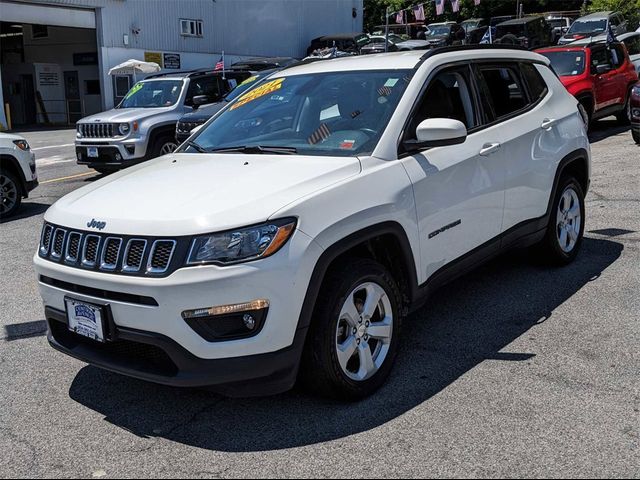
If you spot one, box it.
[633,128,640,144]
[578,99,593,131]
[151,135,178,159]
[537,176,585,265]
[300,258,403,401]
[93,167,116,175]
[0,169,22,219]
[616,88,632,125]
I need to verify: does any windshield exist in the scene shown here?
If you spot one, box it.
[548,19,567,29]
[539,51,586,76]
[119,80,183,108]
[188,70,411,157]
[461,21,480,32]
[568,19,607,34]
[355,34,371,47]
[223,74,270,102]
[428,25,451,36]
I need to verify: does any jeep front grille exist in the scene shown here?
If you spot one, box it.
[79,123,116,138]
[39,223,182,277]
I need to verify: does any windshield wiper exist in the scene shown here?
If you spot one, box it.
[207,145,298,155]
[186,141,207,153]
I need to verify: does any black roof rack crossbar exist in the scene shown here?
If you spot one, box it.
[419,43,530,62]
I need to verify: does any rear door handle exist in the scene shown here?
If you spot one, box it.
[541,118,558,130]
[479,142,501,156]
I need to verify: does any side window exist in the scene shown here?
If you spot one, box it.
[625,37,640,56]
[610,45,625,68]
[406,67,477,141]
[590,48,608,71]
[185,76,221,106]
[476,65,527,119]
[520,63,548,103]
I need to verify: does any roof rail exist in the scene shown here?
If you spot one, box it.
[420,43,531,61]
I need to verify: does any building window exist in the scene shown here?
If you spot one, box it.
[32,24,49,39]
[114,76,131,98]
[180,19,203,37]
[85,80,101,96]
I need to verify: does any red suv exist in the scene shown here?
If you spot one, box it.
[631,81,640,143]
[537,42,638,129]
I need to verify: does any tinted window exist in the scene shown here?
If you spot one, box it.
[407,68,477,141]
[521,63,548,101]
[624,36,640,55]
[477,66,527,119]
[590,48,609,71]
[610,45,626,68]
[186,76,222,105]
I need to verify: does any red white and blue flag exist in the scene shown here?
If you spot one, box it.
[214,57,224,71]
[413,4,425,22]
[396,10,405,24]
[451,0,460,12]
[475,0,481,5]
[435,0,445,16]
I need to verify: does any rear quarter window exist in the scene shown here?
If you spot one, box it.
[520,63,548,102]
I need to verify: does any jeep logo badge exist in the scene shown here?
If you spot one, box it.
[87,219,107,230]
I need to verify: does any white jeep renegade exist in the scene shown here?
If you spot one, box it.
[0,132,38,218]
[34,47,590,400]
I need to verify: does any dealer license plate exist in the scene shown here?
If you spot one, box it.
[65,298,106,343]
[87,147,99,158]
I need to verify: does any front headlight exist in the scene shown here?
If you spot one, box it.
[12,140,30,151]
[118,123,131,136]
[187,218,297,266]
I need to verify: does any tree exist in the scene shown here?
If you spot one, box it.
[587,0,640,30]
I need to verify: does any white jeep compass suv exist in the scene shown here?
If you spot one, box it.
[34,46,590,400]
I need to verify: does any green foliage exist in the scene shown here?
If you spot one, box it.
[587,0,640,30]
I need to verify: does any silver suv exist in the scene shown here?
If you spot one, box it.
[75,70,249,174]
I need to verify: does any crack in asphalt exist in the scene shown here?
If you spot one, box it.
[0,425,38,475]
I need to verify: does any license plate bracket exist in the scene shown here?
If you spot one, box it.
[87,147,99,158]
[65,297,108,343]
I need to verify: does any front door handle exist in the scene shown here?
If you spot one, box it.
[541,118,558,130]
[479,142,501,156]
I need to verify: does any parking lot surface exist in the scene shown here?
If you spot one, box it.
[1,123,638,478]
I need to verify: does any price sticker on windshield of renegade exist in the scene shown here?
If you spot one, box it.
[230,78,286,110]
[65,297,106,343]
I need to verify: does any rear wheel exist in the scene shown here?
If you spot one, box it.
[537,176,585,265]
[633,128,640,144]
[0,170,22,218]
[616,88,632,125]
[301,258,403,401]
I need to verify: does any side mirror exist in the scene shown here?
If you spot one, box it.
[595,64,612,75]
[192,95,211,109]
[404,118,468,151]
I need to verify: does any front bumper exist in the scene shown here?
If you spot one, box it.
[46,306,307,396]
[34,230,323,394]
[75,139,147,169]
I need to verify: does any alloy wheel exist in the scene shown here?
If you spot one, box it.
[0,174,18,216]
[556,186,582,253]
[160,142,178,155]
[335,282,393,382]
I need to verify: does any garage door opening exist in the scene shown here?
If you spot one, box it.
[0,22,101,128]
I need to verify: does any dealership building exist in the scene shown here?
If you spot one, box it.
[0,0,363,129]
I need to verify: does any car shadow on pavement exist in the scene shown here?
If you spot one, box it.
[68,237,623,452]
[588,120,630,144]
[0,202,50,224]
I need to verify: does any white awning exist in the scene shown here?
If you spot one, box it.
[108,60,162,76]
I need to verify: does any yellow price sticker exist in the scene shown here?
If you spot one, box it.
[125,82,144,100]
[230,78,286,110]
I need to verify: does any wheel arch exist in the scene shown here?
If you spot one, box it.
[0,154,27,195]
[296,221,419,333]
[147,124,180,157]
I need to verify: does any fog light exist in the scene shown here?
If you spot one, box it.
[632,108,640,119]
[77,152,82,160]
[181,299,269,341]
[115,153,122,161]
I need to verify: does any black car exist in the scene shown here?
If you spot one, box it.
[359,35,404,54]
[230,57,297,71]
[306,33,370,56]
[424,22,466,48]
[461,18,489,44]
[175,70,275,143]
[494,16,553,49]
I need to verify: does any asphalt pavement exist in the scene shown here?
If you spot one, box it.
[0,123,638,478]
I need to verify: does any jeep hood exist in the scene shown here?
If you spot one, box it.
[45,154,361,235]
[79,107,172,124]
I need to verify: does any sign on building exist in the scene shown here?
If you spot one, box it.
[144,51,163,68]
[163,53,181,69]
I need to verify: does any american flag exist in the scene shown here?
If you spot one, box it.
[214,56,224,71]
[451,0,460,12]
[413,4,425,22]
[435,0,444,16]
[475,0,481,5]
[396,10,405,25]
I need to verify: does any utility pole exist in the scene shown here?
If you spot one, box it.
[385,6,390,52]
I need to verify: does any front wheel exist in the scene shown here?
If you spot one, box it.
[633,128,640,144]
[151,136,178,159]
[301,258,403,401]
[537,176,585,265]
[0,170,22,218]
